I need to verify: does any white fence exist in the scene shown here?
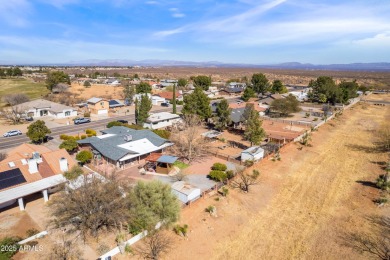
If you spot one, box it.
[17,231,48,245]
[99,222,162,260]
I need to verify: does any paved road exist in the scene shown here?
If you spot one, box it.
[0,107,179,150]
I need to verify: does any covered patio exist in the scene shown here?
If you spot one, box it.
[144,153,179,174]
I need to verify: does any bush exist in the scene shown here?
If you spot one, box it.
[84,112,90,118]
[60,134,69,140]
[244,160,254,167]
[26,228,40,237]
[80,135,87,139]
[173,224,189,236]
[376,174,390,191]
[226,170,235,179]
[205,205,215,213]
[373,197,388,204]
[152,129,171,139]
[0,236,22,259]
[313,118,318,121]
[176,100,184,105]
[85,129,96,136]
[211,162,227,171]
[124,244,133,254]
[76,150,93,164]
[220,186,229,196]
[107,121,125,128]
[125,124,144,130]
[63,165,84,180]
[209,170,227,182]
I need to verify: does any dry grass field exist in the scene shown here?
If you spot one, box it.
[163,100,389,260]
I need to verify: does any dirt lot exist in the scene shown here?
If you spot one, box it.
[163,101,389,260]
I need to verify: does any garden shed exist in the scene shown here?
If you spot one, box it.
[171,181,201,204]
[241,146,265,162]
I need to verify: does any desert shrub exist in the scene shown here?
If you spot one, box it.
[152,129,171,139]
[376,174,390,191]
[205,205,215,213]
[124,244,133,254]
[313,118,318,121]
[84,112,90,118]
[211,163,227,171]
[220,186,229,196]
[226,170,235,179]
[97,243,110,255]
[244,160,254,167]
[63,165,83,180]
[373,197,388,204]
[26,228,40,237]
[85,129,96,136]
[80,135,87,139]
[209,170,227,182]
[173,224,188,236]
[125,124,144,130]
[0,236,22,259]
[60,134,68,140]
[219,137,226,143]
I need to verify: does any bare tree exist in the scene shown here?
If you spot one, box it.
[49,174,129,241]
[52,83,70,94]
[2,93,29,106]
[344,216,390,260]
[0,105,25,124]
[170,171,188,182]
[0,152,7,162]
[47,233,82,260]
[136,231,172,260]
[168,114,209,163]
[231,168,260,192]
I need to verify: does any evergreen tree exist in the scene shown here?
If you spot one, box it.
[243,108,266,145]
[46,71,70,91]
[182,87,211,120]
[251,73,269,95]
[137,94,152,126]
[123,84,135,104]
[177,78,188,87]
[172,83,177,114]
[215,99,231,131]
[193,75,211,91]
[241,86,256,101]
[136,82,152,94]
[271,80,288,94]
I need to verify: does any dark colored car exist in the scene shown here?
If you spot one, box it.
[117,119,128,124]
[25,117,34,121]
[74,118,91,125]
[161,102,170,107]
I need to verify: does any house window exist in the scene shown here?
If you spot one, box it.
[65,111,71,116]
[100,102,104,107]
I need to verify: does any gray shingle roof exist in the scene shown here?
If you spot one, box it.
[78,127,169,161]
[230,108,245,123]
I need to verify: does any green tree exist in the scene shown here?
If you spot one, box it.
[76,150,93,165]
[193,75,211,91]
[136,82,152,94]
[123,85,135,104]
[308,76,341,105]
[339,80,359,103]
[46,71,71,91]
[271,80,288,94]
[243,109,266,145]
[241,86,256,101]
[251,73,269,95]
[270,94,301,117]
[128,181,180,234]
[215,99,231,131]
[83,81,91,87]
[177,78,188,87]
[172,83,177,114]
[136,94,152,126]
[59,139,79,153]
[26,120,51,143]
[182,87,211,120]
[0,68,5,78]
[12,67,23,76]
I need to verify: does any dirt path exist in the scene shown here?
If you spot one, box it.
[165,102,389,260]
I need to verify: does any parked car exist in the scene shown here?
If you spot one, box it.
[117,119,128,124]
[3,130,22,137]
[74,118,91,125]
[161,102,170,107]
[24,117,34,121]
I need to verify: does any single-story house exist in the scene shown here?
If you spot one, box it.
[259,94,285,105]
[87,97,109,115]
[157,91,183,102]
[109,99,124,108]
[77,126,174,168]
[0,143,76,210]
[143,112,182,130]
[241,146,265,162]
[13,99,77,119]
[171,181,201,204]
[151,95,166,106]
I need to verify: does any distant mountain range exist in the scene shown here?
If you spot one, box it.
[3,59,390,71]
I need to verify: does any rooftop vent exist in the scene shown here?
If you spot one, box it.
[8,162,15,168]
[32,152,40,160]
[21,159,27,165]
[124,135,133,142]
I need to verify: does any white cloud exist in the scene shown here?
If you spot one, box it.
[353,31,390,46]
[0,0,32,27]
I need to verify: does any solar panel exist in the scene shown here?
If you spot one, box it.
[0,168,27,190]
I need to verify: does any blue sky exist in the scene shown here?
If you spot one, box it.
[1,0,390,64]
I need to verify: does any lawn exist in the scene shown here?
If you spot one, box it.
[0,78,49,107]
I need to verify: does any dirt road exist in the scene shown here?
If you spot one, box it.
[165,101,389,260]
